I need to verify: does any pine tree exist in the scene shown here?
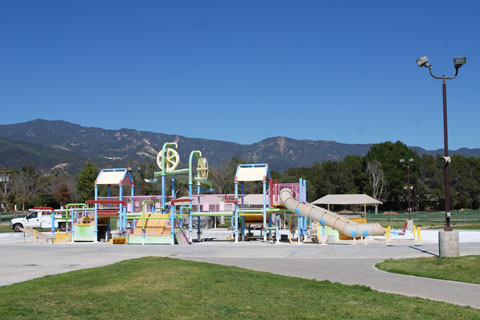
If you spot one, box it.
[76,160,98,202]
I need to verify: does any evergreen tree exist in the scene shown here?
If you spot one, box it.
[76,160,98,202]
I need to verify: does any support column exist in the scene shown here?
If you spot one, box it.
[119,185,123,216]
[298,178,303,242]
[197,183,201,241]
[263,181,267,241]
[94,185,98,242]
[170,178,175,245]
[188,183,193,242]
[241,183,244,240]
[161,174,166,213]
[235,182,239,243]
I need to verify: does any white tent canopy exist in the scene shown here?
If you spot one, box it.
[312,194,382,205]
[312,194,382,217]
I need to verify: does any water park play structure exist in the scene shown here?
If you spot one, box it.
[280,189,386,240]
[51,141,389,245]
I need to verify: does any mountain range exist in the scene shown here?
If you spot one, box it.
[0,119,479,173]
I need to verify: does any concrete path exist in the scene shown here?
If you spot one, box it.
[0,237,479,309]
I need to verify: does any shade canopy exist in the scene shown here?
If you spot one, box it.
[235,164,270,182]
[95,168,134,186]
[312,194,382,205]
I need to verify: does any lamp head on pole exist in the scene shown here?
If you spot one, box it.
[453,57,466,69]
[416,56,430,68]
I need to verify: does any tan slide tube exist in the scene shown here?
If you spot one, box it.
[280,189,386,237]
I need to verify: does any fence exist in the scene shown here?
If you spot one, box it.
[366,210,480,228]
[0,211,28,224]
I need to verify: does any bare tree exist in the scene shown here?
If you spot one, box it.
[208,157,242,225]
[11,170,37,211]
[366,160,385,214]
[0,168,11,211]
[54,182,73,207]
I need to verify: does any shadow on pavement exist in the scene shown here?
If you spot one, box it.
[409,245,438,257]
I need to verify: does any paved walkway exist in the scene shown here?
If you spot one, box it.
[0,236,479,309]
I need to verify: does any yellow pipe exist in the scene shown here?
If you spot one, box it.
[417,227,422,244]
[34,229,37,244]
[413,225,417,239]
[288,214,297,244]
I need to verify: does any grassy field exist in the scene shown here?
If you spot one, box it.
[0,224,12,232]
[377,255,480,285]
[1,257,480,319]
[366,210,480,229]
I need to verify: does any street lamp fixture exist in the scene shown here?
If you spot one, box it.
[453,57,466,69]
[416,56,430,68]
[416,56,466,231]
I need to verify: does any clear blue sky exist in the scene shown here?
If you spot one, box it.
[1,0,478,150]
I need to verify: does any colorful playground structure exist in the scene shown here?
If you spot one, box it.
[54,142,388,245]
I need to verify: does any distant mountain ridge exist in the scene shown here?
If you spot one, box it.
[0,119,479,173]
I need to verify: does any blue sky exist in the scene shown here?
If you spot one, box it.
[1,1,478,150]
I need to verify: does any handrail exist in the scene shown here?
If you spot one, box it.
[86,200,127,206]
[65,203,88,230]
[170,198,193,205]
[33,207,54,212]
[141,200,155,230]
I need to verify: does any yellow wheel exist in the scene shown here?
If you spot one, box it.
[196,157,209,179]
[157,148,180,171]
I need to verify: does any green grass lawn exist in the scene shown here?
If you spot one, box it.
[0,223,54,233]
[450,225,480,230]
[0,224,12,232]
[366,210,480,229]
[1,258,479,319]
[376,255,480,285]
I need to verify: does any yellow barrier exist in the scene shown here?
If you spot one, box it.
[34,230,37,244]
[385,226,391,245]
[417,226,422,244]
[413,225,417,239]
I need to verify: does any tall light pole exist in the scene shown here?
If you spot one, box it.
[399,158,414,220]
[417,56,466,232]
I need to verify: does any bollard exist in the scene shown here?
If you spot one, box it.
[385,226,391,245]
[34,229,37,244]
[413,225,417,240]
[417,227,422,244]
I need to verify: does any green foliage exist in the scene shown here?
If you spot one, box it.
[76,160,99,202]
[364,141,419,207]
[377,255,480,285]
[271,141,480,211]
[450,155,480,209]
[2,140,480,212]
